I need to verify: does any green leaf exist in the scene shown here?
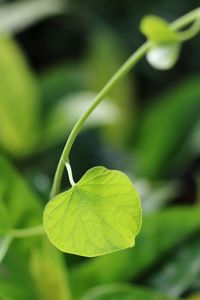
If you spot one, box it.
[0,235,12,263]
[145,232,200,297]
[44,166,142,257]
[42,91,121,149]
[41,91,120,148]
[0,156,43,300]
[170,118,200,174]
[38,64,84,107]
[140,15,179,44]
[0,197,11,235]
[188,294,200,300]
[85,28,133,107]
[0,154,42,229]
[134,77,200,179]
[146,43,181,70]
[0,0,65,34]
[69,206,200,299]
[80,284,179,300]
[30,238,71,300]
[141,180,178,213]
[0,34,40,157]
[85,28,135,144]
[0,155,71,300]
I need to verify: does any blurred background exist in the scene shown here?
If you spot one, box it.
[0,0,200,299]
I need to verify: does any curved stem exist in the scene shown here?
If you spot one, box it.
[178,18,200,41]
[50,7,200,199]
[170,7,200,30]
[11,225,45,238]
[50,42,150,197]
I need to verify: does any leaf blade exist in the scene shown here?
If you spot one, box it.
[44,166,142,257]
[80,284,179,300]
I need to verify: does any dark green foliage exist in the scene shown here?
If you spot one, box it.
[0,1,199,299]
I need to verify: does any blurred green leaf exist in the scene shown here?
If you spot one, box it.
[0,235,12,263]
[0,0,65,34]
[85,28,133,105]
[0,152,42,268]
[0,155,71,300]
[30,238,71,300]
[80,284,179,300]
[0,35,40,157]
[70,206,200,299]
[0,236,71,300]
[42,91,121,149]
[0,197,11,235]
[38,64,84,107]
[85,28,135,144]
[39,28,136,149]
[140,16,179,44]
[145,231,200,297]
[134,77,200,179]
[170,118,200,174]
[0,240,42,300]
[138,179,178,213]
[188,294,200,300]
[44,166,141,257]
[0,154,42,229]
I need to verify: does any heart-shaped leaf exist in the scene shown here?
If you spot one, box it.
[44,166,142,257]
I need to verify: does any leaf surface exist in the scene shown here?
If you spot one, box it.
[44,166,142,257]
[0,34,40,157]
[30,238,71,300]
[145,231,200,297]
[80,284,179,300]
[134,77,200,179]
[0,235,12,263]
[0,154,71,300]
[0,0,65,34]
[43,92,121,149]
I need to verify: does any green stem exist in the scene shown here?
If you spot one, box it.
[170,7,200,30]
[50,42,150,197]
[178,18,200,41]
[50,7,200,198]
[11,225,45,238]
